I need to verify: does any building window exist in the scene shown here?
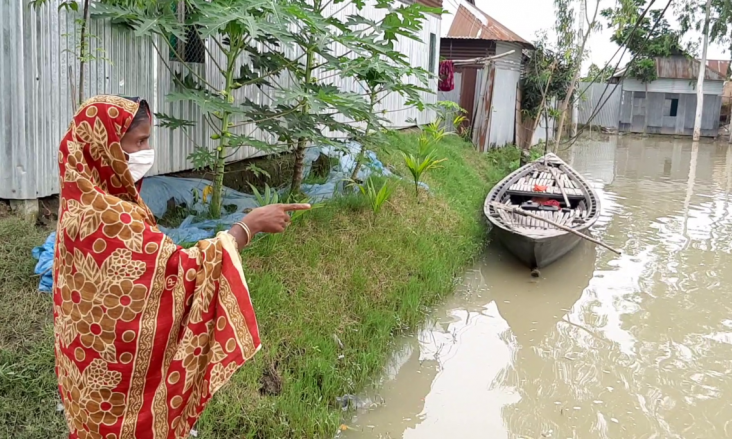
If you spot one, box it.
[664,98,679,117]
[169,1,206,64]
[428,33,437,74]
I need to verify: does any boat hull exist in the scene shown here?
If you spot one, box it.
[492,219,586,269]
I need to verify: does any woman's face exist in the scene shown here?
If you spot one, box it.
[120,119,152,154]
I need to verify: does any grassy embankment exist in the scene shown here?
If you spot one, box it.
[0,134,525,438]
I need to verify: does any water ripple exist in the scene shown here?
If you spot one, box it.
[342,137,732,439]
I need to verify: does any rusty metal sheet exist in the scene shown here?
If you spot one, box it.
[472,64,495,152]
[446,4,533,49]
[656,57,727,81]
[440,38,495,61]
[706,60,730,78]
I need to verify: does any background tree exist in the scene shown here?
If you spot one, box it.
[581,63,617,82]
[601,2,687,83]
[521,36,573,158]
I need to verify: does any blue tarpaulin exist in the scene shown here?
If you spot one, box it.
[33,232,57,293]
[32,141,425,292]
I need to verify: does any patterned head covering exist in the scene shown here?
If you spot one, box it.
[53,95,261,439]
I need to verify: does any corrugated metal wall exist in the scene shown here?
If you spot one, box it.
[487,42,522,147]
[437,42,529,149]
[621,77,725,95]
[618,89,722,137]
[577,82,621,129]
[1,0,439,200]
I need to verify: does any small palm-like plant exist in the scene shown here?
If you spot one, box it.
[402,147,446,200]
[452,113,467,130]
[349,178,395,215]
[424,119,447,143]
[249,183,280,207]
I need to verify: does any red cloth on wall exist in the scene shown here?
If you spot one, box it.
[438,60,454,92]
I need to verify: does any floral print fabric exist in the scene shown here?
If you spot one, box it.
[54,95,261,439]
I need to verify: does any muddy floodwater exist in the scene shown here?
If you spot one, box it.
[341,136,732,439]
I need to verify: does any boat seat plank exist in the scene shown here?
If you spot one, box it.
[505,189,585,199]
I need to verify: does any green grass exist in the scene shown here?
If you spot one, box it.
[0,220,65,438]
[0,134,524,438]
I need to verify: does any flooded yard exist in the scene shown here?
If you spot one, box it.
[342,135,732,438]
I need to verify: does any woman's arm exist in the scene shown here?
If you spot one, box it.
[227,203,311,250]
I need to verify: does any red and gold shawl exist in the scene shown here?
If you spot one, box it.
[53,95,261,439]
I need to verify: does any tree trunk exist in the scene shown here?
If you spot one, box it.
[553,0,599,152]
[290,47,316,194]
[554,81,576,152]
[524,63,555,165]
[350,89,377,181]
[210,120,228,218]
[290,141,307,194]
[694,0,713,141]
[571,0,586,139]
[210,52,237,218]
[544,108,549,149]
[77,0,90,105]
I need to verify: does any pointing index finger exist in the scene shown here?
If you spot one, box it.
[281,203,312,212]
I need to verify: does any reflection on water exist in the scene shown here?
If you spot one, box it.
[342,136,732,439]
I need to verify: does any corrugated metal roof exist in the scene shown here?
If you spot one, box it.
[440,38,494,61]
[707,60,730,78]
[446,4,533,49]
[656,57,727,80]
[613,57,727,81]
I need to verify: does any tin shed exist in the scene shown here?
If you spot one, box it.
[614,57,725,137]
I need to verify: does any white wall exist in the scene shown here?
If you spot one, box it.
[488,42,522,147]
[622,78,725,95]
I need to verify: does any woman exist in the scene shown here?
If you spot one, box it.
[53,95,309,439]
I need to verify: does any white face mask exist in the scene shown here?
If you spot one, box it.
[126,149,155,182]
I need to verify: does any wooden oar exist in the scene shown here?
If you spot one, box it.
[490,202,622,255]
[547,166,571,208]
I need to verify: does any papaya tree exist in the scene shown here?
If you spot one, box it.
[97,0,440,216]
[97,0,372,217]
[282,0,441,190]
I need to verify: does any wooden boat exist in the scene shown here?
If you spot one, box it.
[483,153,600,269]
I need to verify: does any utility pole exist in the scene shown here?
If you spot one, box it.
[694,0,713,141]
[571,0,585,139]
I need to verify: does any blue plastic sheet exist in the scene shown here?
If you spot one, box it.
[32,141,426,291]
[32,232,56,293]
